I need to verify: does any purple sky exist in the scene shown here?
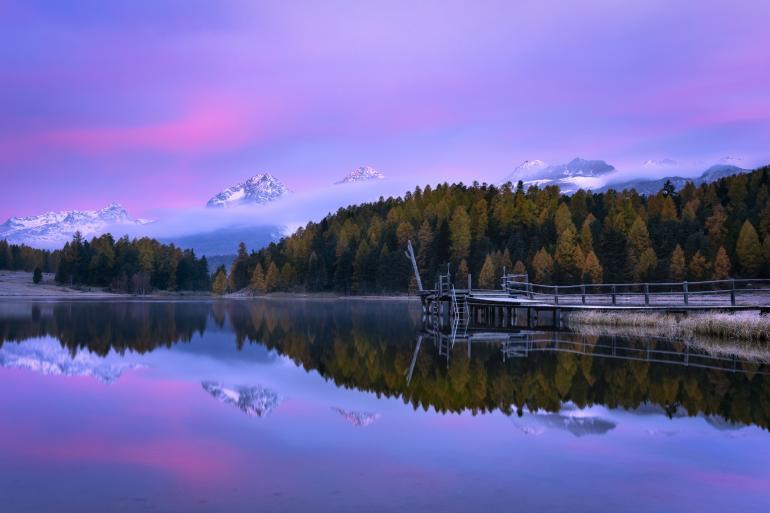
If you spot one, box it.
[2,0,770,219]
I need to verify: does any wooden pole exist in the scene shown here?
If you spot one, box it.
[683,281,689,305]
[644,283,650,306]
[730,279,736,306]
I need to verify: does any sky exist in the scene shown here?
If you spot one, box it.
[1,0,770,220]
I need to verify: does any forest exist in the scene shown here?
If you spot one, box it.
[227,165,770,294]
[0,233,210,293]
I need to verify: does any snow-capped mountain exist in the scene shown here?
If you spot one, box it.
[599,162,748,195]
[512,404,616,437]
[332,407,381,427]
[206,173,290,208]
[336,166,385,184]
[201,381,281,417]
[0,202,151,249]
[0,339,141,384]
[503,158,616,193]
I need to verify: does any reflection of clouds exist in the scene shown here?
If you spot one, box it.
[645,429,679,437]
[0,338,140,384]
[202,381,281,417]
[332,407,380,427]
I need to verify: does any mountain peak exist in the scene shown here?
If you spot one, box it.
[0,202,149,249]
[206,173,290,208]
[336,166,385,184]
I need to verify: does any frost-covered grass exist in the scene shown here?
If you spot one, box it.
[566,310,770,361]
[567,310,770,342]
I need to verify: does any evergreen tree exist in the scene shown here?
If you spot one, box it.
[449,206,471,263]
[688,250,708,281]
[736,220,763,276]
[456,259,469,288]
[249,263,266,294]
[265,262,281,292]
[32,267,42,284]
[712,246,731,280]
[212,269,228,295]
[532,247,554,284]
[669,245,686,281]
[581,250,603,284]
[478,254,496,289]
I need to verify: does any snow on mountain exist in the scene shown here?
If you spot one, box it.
[0,202,151,249]
[206,173,290,208]
[0,338,141,384]
[512,403,616,437]
[503,158,616,193]
[332,407,381,427]
[336,166,385,184]
[201,381,281,417]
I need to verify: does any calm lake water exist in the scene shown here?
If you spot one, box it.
[1,300,769,512]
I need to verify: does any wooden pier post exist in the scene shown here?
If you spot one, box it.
[554,286,559,305]
[730,279,736,306]
[581,284,586,305]
[683,281,689,305]
[611,285,617,305]
[644,283,650,306]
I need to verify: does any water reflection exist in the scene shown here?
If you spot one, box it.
[1,299,768,430]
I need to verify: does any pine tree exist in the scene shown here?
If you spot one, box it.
[712,246,731,280]
[688,250,708,281]
[32,267,42,284]
[555,225,580,282]
[532,247,554,284]
[512,260,527,276]
[736,220,763,276]
[478,254,496,289]
[637,248,658,282]
[581,250,603,284]
[212,269,228,295]
[670,244,686,281]
[449,207,471,263]
[456,259,469,288]
[265,262,281,292]
[249,263,266,294]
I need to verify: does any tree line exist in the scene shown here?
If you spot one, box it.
[0,233,210,293]
[222,165,770,294]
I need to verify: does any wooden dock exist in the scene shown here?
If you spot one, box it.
[404,241,770,334]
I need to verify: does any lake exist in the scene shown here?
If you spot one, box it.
[1,299,769,512]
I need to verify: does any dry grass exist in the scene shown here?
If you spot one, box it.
[565,310,770,361]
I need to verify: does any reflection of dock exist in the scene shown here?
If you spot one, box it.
[409,327,770,383]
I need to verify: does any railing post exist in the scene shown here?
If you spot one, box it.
[554,286,559,305]
[528,282,533,300]
[683,281,689,305]
[730,279,736,306]
[611,284,616,305]
[468,273,472,292]
[581,284,586,305]
[644,283,649,306]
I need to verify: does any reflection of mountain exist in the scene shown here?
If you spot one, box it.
[332,407,380,427]
[0,338,139,383]
[202,381,280,417]
[513,405,616,437]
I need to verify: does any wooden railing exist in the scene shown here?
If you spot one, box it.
[501,275,770,307]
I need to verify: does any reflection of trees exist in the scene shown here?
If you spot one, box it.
[1,300,769,429]
[0,302,209,355]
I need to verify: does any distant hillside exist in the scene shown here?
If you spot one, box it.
[226,165,770,293]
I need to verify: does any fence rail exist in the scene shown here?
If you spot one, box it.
[501,275,770,307]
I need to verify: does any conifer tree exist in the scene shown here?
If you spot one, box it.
[581,250,603,284]
[32,267,42,284]
[736,220,763,276]
[712,246,731,280]
[478,254,496,289]
[249,263,266,294]
[512,260,527,276]
[456,259,469,288]
[532,247,554,284]
[688,250,708,281]
[212,269,228,295]
[670,245,686,281]
[449,206,471,263]
[265,262,281,292]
